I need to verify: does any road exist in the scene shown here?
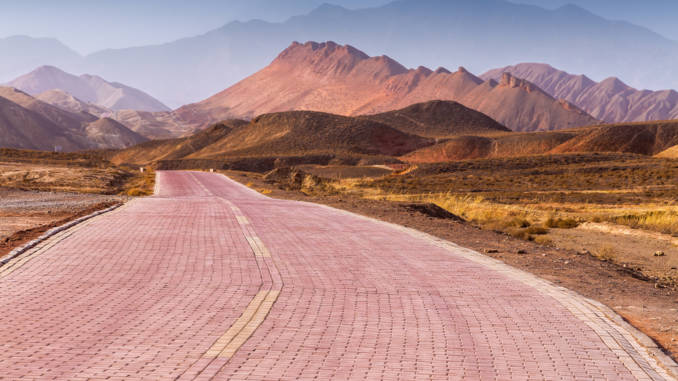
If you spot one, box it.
[0,171,674,380]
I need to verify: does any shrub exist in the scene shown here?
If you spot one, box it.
[534,236,554,246]
[545,218,579,229]
[127,188,150,197]
[526,226,549,235]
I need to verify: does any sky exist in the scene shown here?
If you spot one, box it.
[0,0,390,54]
[512,0,678,41]
[0,0,675,54]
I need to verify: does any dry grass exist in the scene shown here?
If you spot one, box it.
[606,211,678,236]
[121,168,156,197]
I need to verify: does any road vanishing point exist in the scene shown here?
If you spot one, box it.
[0,171,676,380]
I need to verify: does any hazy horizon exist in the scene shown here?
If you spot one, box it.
[1,0,676,55]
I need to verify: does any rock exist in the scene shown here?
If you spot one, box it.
[517,249,527,254]
[654,251,666,257]
[402,203,465,222]
[485,249,499,254]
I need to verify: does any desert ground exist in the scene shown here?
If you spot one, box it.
[0,150,154,256]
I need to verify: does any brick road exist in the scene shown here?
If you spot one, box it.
[0,171,674,380]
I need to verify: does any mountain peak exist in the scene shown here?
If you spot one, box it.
[278,41,369,61]
[499,72,539,93]
[598,77,631,93]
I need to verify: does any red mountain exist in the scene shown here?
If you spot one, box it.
[482,63,678,124]
[176,41,597,132]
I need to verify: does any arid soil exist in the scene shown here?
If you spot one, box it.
[0,188,122,257]
[225,170,678,361]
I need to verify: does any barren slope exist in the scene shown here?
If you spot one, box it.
[36,89,110,117]
[0,96,81,151]
[7,66,169,112]
[189,111,434,159]
[109,120,245,165]
[404,120,678,162]
[0,87,146,150]
[360,100,510,138]
[483,63,678,124]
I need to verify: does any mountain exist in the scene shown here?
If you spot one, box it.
[0,96,82,151]
[107,110,193,140]
[0,36,80,83]
[0,87,147,150]
[359,100,510,138]
[6,66,169,112]
[36,89,110,117]
[482,63,678,124]
[6,0,669,108]
[176,41,597,132]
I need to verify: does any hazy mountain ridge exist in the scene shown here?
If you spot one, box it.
[0,87,147,151]
[2,0,677,108]
[482,63,678,123]
[6,66,169,112]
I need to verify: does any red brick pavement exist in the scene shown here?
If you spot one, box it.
[0,171,674,380]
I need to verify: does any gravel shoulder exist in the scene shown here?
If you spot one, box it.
[0,188,122,257]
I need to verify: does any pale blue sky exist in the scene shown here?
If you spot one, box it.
[0,0,675,54]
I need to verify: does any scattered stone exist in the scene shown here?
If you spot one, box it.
[564,261,570,265]
[516,249,527,254]
[654,251,666,257]
[577,249,591,256]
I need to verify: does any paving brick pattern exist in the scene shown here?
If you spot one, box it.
[0,171,674,380]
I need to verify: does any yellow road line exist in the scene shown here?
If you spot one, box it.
[203,290,280,359]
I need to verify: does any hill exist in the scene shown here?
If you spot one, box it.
[188,111,433,159]
[404,120,678,163]
[177,41,597,132]
[107,110,193,140]
[109,120,246,165]
[550,121,678,156]
[482,63,678,124]
[359,100,510,138]
[0,87,147,151]
[0,96,82,151]
[109,105,442,165]
[36,89,110,117]
[6,66,169,112]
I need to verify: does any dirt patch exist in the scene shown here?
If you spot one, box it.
[225,170,678,362]
[0,188,123,257]
[0,200,121,258]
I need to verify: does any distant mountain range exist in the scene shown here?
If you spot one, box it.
[177,41,597,132]
[6,66,169,112]
[482,63,678,123]
[1,0,677,108]
[0,87,146,151]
